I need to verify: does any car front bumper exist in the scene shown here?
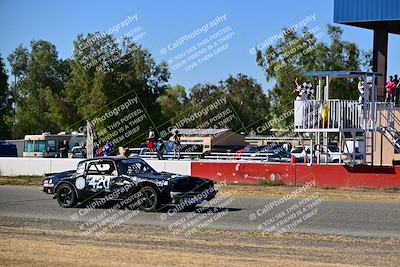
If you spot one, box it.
[170,189,217,204]
[43,183,55,194]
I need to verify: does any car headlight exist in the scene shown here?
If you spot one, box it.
[43,179,54,187]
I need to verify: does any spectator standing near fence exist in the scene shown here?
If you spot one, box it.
[357,77,365,114]
[172,130,181,159]
[393,74,399,105]
[385,76,396,102]
[93,142,99,158]
[147,138,154,152]
[294,78,314,100]
[147,128,155,152]
[157,138,166,160]
[294,78,306,100]
[59,140,69,158]
[103,143,112,156]
[118,147,129,158]
[96,145,104,157]
[357,77,365,101]
[81,143,87,158]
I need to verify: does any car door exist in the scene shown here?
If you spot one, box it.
[84,160,119,192]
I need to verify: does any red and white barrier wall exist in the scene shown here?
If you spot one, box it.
[1,157,400,189]
[191,161,400,189]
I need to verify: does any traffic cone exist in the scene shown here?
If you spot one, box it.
[290,155,295,164]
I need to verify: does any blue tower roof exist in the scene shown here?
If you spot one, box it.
[334,0,400,34]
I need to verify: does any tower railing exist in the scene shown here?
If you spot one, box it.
[294,99,366,132]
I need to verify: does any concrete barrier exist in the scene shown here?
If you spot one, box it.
[191,161,296,185]
[144,159,191,176]
[191,161,400,189]
[0,158,81,176]
[295,164,400,188]
[0,157,191,177]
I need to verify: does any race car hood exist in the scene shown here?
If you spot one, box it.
[134,171,210,183]
[132,172,214,192]
[42,170,75,185]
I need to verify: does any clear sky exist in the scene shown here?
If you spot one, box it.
[0,0,399,92]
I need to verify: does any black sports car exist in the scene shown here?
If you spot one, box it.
[42,157,217,211]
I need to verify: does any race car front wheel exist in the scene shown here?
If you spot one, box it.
[56,183,77,208]
[138,186,159,212]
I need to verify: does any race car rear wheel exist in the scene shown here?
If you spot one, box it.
[56,183,77,208]
[138,186,159,212]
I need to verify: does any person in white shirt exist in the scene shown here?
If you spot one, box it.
[357,77,365,103]
[294,78,315,128]
[357,77,367,117]
[294,78,306,100]
[148,128,155,139]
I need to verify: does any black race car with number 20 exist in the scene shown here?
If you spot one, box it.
[42,157,217,211]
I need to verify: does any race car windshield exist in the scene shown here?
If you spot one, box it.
[119,160,157,175]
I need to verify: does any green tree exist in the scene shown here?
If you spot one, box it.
[187,83,227,128]
[7,44,28,132]
[61,33,170,147]
[223,74,270,132]
[7,41,70,138]
[189,83,223,106]
[158,84,188,121]
[7,44,29,81]
[179,74,270,133]
[0,55,12,139]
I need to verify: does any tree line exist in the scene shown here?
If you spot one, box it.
[0,24,370,147]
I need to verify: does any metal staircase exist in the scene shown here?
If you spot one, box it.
[377,106,400,154]
[363,133,374,165]
[378,126,400,153]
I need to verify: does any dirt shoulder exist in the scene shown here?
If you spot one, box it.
[0,217,399,267]
[0,176,42,186]
[221,184,400,201]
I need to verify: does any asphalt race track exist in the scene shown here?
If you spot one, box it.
[0,185,399,238]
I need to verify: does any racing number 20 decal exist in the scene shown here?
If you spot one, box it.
[88,175,111,189]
